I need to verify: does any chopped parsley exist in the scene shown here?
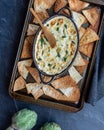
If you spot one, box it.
[57,23,59,26]
[56,27,59,31]
[64,24,67,29]
[42,51,44,55]
[66,50,68,55]
[62,36,66,38]
[57,52,60,57]
[40,38,44,47]
[63,57,67,62]
[72,41,75,44]
[53,66,56,69]
[40,38,44,43]
[48,63,52,67]
[38,58,42,61]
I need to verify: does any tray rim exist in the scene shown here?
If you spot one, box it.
[9,0,104,112]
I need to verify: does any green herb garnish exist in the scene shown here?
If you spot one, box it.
[63,57,67,62]
[66,50,68,55]
[53,66,56,69]
[48,63,52,67]
[57,52,60,57]
[40,38,44,43]
[62,36,66,38]
[42,51,44,55]
[72,41,75,44]
[64,24,67,29]
[38,58,42,61]
[40,38,44,47]
[56,27,59,31]
[57,23,59,26]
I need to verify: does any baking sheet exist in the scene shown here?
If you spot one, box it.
[9,0,104,112]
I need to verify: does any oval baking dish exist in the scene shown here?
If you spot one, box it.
[33,7,79,84]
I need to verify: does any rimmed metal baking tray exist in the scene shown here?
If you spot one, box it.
[9,0,104,112]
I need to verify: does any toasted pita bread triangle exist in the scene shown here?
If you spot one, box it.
[21,37,34,59]
[59,85,79,96]
[68,66,83,83]
[42,85,64,100]
[45,0,56,9]
[59,87,80,102]
[32,89,44,100]
[79,42,94,57]
[13,76,26,91]
[68,0,89,12]
[26,83,43,99]
[72,11,86,28]
[75,65,87,75]
[26,35,34,44]
[26,83,35,94]
[73,52,87,66]
[51,75,76,89]
[34,0,56,12]
[18,59,33,79]
[60,8,71,16]
[42,84,80,102]
[43,76,52,83]
[80,28,99,46]
[27,24,39,36]
[54,0,67,12]
[82,7,99,26]
[26,83,43,93]
[90,12,100,32]
[60,87,74,97]
[33,10,49,23]
[26,67,41,83]
[79,27,86,40]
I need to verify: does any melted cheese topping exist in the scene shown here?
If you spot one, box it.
[35,16,77,75]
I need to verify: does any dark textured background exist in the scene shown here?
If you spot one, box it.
[0,0,104,129]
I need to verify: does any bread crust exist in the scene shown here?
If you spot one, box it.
[54,0,67,12]
[13,76,26,91]
[51,75,76,89]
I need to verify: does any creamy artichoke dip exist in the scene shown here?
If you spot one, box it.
[35,16,77,75]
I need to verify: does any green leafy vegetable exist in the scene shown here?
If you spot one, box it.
[6,127,14,130]
[40,122,61,130]
[6,109,37,130]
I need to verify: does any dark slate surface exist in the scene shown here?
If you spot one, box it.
[0,0,104,130]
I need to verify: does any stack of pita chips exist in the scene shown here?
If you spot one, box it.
[33,0,56,23]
